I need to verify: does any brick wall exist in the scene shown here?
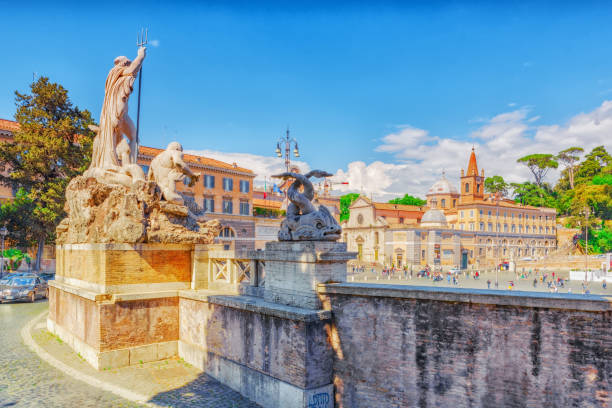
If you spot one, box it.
[319,284,612,408]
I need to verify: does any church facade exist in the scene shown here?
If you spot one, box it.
[342,149,557,269]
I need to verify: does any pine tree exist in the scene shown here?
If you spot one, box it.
[0,77,94,270]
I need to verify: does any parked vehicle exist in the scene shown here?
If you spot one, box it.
[0,276,48,303]
[40,273,55,282]
[448,268,461,275]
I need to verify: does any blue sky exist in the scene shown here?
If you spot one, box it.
[1,2,611,198]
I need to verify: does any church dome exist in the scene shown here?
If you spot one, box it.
[427,174,458,196]
[421,208,448,227]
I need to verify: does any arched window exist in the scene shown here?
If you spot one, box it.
[465,183,470,193]
[476,183,480,193]
[218,227,235,239]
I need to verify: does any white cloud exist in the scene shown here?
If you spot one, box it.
[185,149,310,186]
[333,100,612,201]
[149,39,160,47]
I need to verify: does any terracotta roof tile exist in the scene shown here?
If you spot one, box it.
[373,202,424,212]
[253,198,282,209]
[138,145,253,174]
[0,119,19,132]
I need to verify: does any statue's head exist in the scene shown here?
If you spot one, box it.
[167,142,183,152]
[114,56,131,66]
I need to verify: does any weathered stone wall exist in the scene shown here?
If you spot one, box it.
[99,297,179,352]
[49,286,179,352]
[48,286,100,349]
[319,284,612,408]
[179,295,333,389]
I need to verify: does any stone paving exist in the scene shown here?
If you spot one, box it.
[350,267,612,295]
[0,300,141,407]
[1,300,260,408]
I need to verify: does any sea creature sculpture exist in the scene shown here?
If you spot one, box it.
[272,170,342,241]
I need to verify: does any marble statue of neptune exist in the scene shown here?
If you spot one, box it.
[85,47,146,184]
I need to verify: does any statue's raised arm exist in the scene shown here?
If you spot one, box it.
[125,47,146,77]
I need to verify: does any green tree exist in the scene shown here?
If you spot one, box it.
[340,193,360,222]
[484,175,509,197]
[0,77,94,270]
[510,182,558,209]
[574,145,612,185]
[556,147,583,189]
[517,154,558,190]
[0,188,37,248]
[388,194,427,206]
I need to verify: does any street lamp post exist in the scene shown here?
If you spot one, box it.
[495,192,500,288]
[584,206,590,282]
[0,225,7,279]
[275,128,300,172]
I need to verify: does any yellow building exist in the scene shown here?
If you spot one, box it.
[343,149,558,269]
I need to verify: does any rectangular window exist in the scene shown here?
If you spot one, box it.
[399,217,404,223]
[479,222,484,231]
[504,224,508,232]
[204,175,215,189]
[470,223,474,231]
[488,210,492,217]
[203,197,214,213]
[479,209,483,216]
[222,199,233,214]
[183,177,191,186]
[239,180,250,193]
[239,201,249,215]
[223,178,233,192]
[488,223,493,232]
[460,211,464,219]
[470,210,474,217]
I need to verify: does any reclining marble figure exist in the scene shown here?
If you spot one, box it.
[148,142,200,205]
[272,170,342,241]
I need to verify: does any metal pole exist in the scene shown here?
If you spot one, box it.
[135,67,142,154]
[285,129,290,172]
[495,195,499,288]
[1,235,4,279]
[585,220,588,281]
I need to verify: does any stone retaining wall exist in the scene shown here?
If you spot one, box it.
[318,283,612,408]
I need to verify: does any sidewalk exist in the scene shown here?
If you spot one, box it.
[24,311,260,408]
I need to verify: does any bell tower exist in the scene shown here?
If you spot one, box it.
[460,147,484,204]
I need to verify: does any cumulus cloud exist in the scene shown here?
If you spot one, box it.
[185,149,310,186]
[332,100,612,201]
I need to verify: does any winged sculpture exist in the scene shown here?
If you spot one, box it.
[272,170,342,241]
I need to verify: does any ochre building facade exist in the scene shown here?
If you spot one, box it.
[342,149,557,269]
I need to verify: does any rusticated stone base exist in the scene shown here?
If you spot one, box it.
[47,283,180,369]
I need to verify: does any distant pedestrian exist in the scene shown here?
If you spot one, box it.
[603,280,607,290]
[533,278,537,288]
[487,279,491,289]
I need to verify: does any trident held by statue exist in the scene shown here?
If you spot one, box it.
[135,28,148,162]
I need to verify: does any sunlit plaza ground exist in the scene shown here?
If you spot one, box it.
[348,265,611,296]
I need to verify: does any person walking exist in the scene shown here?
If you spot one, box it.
[487,279,491,289]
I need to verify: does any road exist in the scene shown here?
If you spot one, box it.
[0,300,142,408]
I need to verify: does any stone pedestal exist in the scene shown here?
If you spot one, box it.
[261,241,354,310]
[47,243,194,370]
